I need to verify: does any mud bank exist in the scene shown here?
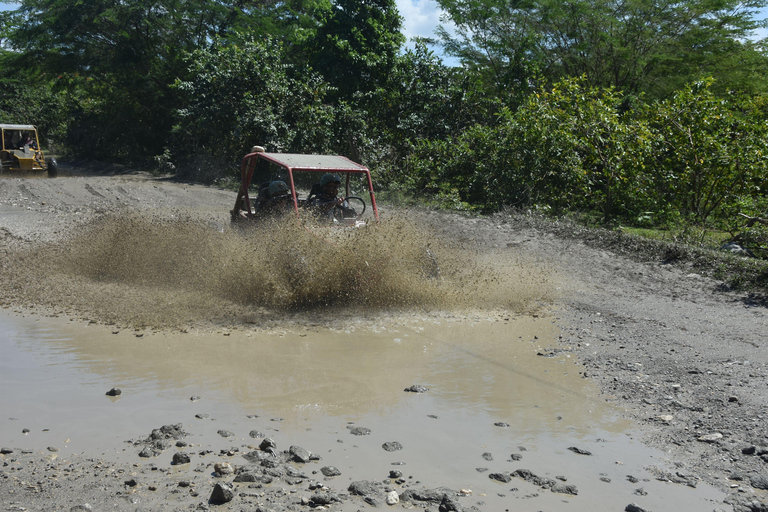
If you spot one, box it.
[1,171,767,511]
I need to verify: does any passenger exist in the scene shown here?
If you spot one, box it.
[310,173,355,220]
[260,180,293,216]
[20,133,37,149]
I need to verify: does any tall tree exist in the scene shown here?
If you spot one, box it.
[307,0,405,98]
[436,0,768,97]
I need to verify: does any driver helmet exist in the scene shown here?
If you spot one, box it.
[268,180,289,198]
[320,173,341,186]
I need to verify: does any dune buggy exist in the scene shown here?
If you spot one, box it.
[231,148,379,226]
[0,124,57,177]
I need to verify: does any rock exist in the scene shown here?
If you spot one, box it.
[719,242,753,257]
[249,430,265,438]
[400,488,454,503]
[348,426,372,436]
[389,470,402,479]
[190,396,201,402]
[289,445,312,463]
[493,422,510,427]
[348,480,383,500]
[550,482,579,496]
[386,490,400,505]
[210,482,235,504]
[404,385,428,393]
[655,415,673,423]
[172,452,191,465]
[214,461,234,475]
[321,466,341,477]
[751,474,768,490]
[259,438,277,451]
[69,505,93,512]
[1,447,13,454]
[310,493,341,505]
[439,495,463,512]
[509,453,522,461]
[382,441,403,452]
[138,446,154,458]
[625,504,649,512]
[697,433,723,443]
[105,387,121,396]
[233,471,259,483]
[217,430,234,438]
[195,413,209,419]
[489,472,512,483]
[568,446,592,455]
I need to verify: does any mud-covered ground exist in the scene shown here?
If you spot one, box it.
[1,165,767,512]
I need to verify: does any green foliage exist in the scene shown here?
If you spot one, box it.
[170,37,343,180]
[406,78,653,217]
[305,0,405,99]
[643,79,768,223]
[436,0,768,97]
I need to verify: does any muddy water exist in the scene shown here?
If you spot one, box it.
[0,310,726,511]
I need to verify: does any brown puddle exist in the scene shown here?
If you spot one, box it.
[0,310,726,511]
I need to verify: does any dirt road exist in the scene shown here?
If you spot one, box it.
[1,168,767,512]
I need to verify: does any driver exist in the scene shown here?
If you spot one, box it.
[311,173,355,219]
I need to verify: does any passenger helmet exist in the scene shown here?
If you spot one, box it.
[320,173,341,186]
[268,180,289,198]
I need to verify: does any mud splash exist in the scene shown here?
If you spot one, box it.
[0,212,553,328]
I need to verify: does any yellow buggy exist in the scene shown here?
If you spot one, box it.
[0,124,57,177]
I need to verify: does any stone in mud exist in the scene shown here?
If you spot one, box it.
[233,471,259,483]
[210,482,235,504]
[751,474,768,490]
[550,482,579,496]
[260,438,277,451]
[214,461,234,475]
[493,422,510,427]
[697,433,723,443]
[311,493,341,505]
[348,426,372,436]
[217,430,234,438]
[489,472,512,483]
[172,452,190,465]
[249,430,265,438]
[512,469,556,488]
[404,385,428,393]
[389,470,403,479]
[382,441,403,452]
[321,466,341,477]
[482,452,493,461]
[289,445,311,463]
[439,495,463,512]
[69,505,93,512]
[568,446,592,455]
[0,447,13,454]
[138,446,154,458]
[386,490,400,505]
[400,488,455,503]
[625,504,649,512]
[509,453,522,461]
[349,480,384,504]
[105,387,121,396]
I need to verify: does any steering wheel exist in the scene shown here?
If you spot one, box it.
[332,196,366,222]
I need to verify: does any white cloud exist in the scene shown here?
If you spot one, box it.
[396,0,445,42]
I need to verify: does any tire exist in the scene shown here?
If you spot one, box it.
[46,157,58,178]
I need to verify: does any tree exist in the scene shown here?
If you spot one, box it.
[436,0,768,98]
[644,78,768,223]
[170,37,342,180]
[306,0,405,98]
